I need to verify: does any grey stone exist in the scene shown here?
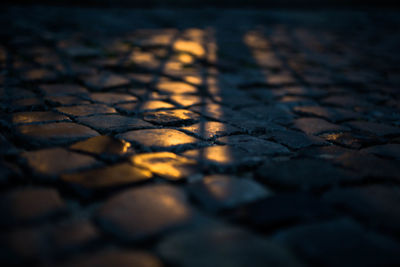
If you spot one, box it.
[97,184,193,241]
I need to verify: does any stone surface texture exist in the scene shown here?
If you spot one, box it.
[1,6,400,266]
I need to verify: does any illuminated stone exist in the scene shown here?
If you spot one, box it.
[12,111,70,125]
[117,129,198,149]
[156,81,198,94]
[70,136,131,155]
[131,152,197,180]
[97,184,193,241]
[170,95,204,107]
[173,40,205,58]
[61,163,152,193]
[116,100,175,114]
[143,109,200,126]
[22,148,99,176]
[181,121,239,140]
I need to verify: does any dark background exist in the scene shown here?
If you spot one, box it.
[1,0,398,8]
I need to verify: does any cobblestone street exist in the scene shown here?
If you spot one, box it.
[1,6,400,266]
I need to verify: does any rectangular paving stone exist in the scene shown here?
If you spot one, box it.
[56,104,117,117]
[217,135,290,156]
[12,111,70,125]
[294,117,350,135]
[76,114,153,133]
[117,129,199,151]
[131,152,198,180]
[22,147,100,177]
[89,92,137,104]
[40,84,89,96]
[61,163,153,197]
[180,121,240,140]
[346,120,400,136]
[17,122,99,146]
[0,188,67,227]
[96,184,193,241]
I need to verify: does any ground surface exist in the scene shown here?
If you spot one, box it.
[1,6,400,267]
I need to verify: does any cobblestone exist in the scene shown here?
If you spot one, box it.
[1,6,400,266]
[97,184,193,241]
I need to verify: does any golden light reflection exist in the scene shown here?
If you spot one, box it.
[173,40,205,58]
[70,135,131,155]
[178,53,195,64]
[184,75,202,85]
[156,81,198,94]
[184,146,233,164]
[131,152,196,180]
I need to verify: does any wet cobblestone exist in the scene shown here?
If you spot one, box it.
[1,6,400,266]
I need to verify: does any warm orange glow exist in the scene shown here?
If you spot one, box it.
[131,152,196,180]
[173,40,205,58]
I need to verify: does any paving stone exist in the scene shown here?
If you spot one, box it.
[180,121,240,140]
[56,104,117,117]
[189,175,271,212]
[361,143,400,159]
[2,219,99,264]
[273,218,400,267]
[157,226,304,267]
[332,151,400,180]
[156,81,198,94]
[17,122,99,145]
[0,188,66,227]
[320,132,384,149]
[70,135,132,155]
[97,184,193,241]
[76,114,153,133]
[260,129,326,149]
[117,129,199,150]
[64,46,101,58]
[294,117,350,135]
[323,185,400,235]
[234,193,333,230]
[57,250,162,267]
[182,145,263,169]
[84,72,131,89]
[22,147,99,177]
[89,92,137,104]
[170,94,204,106]
[21,68,58,81]
[218,135,290,155]
[40,84,89,96]
[240,105,294,125]
[116,100,175,114]
[61,163,152,197]
[45,95,90,106]
[190,103,238,121]
[256,158,359,189]
[293,106,361,122]
[10,98,44,111]
[12,111,70,125]
[346,120,400,136]
[131,152,197,180]
[143,109,201,126]
[322,95,372,108]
